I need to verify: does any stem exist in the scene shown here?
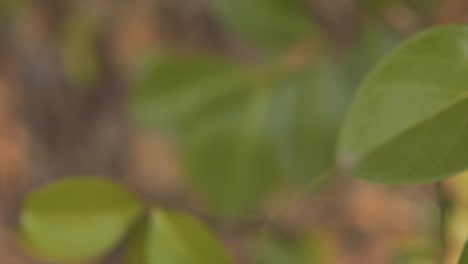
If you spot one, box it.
[253,168,337,263]
[436,182,447,263]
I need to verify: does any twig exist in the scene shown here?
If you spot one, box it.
[436,182,447,263]
[253,168,337,264]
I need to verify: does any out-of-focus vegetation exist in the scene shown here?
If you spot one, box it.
[0,0,467,263]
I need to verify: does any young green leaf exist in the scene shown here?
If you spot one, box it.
[19,177,144,263]
[125,208,232,264]
[337,25,468,184]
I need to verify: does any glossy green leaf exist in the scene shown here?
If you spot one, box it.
[210,0,314,54]
[337,25,468,183]
[125,208,232,264]
[460,241,468,264]
[19,177,144,263]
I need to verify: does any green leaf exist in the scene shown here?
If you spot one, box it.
[257,232,328,264]
[403,0,440,18]
[129,53,255,135]
[129,54,281,216]
[125,208,232,264]
[186,59,350,213]
[19,177,144,263]
[460,241,468,264]
[337,25,468,184]
[390,238,438,264]
[270,59,350,182]
[185,85,282,216]
[61,13,100,87]
[210,0,314,54]
[0,0,29,20]
[129,53,350,215]
[342,23,401,89]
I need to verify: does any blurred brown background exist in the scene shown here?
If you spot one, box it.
[0,0,467,263]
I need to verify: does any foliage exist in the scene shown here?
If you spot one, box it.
[126,209,232,264]
[19,178,231,264]
[15,5,468,262]
[130,52,351,216]
[210,0,316,55]
[460,242,468,264]
[337,25,468,183]
[19,177,143,263]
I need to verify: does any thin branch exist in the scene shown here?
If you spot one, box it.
[253,168,338,263]
[436,182,447,263]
